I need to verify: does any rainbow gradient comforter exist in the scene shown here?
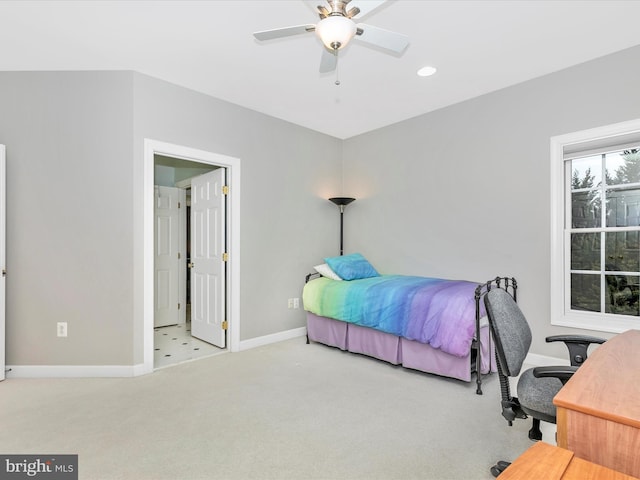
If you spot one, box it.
[302,275,485,357]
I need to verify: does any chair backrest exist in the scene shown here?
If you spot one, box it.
[484,288,531,377]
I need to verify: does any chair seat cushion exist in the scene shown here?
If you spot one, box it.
[517,369,563,421]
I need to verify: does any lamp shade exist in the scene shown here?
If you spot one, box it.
[329,197,356,207]
[315,16,357,50]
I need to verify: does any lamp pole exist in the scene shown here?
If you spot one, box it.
[329,197,356,256]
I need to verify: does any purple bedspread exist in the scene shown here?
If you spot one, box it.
[302,275,485,357]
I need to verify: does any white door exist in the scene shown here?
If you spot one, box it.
[154,186,186,328]
[0,146,5,381]
[190,168,226,347]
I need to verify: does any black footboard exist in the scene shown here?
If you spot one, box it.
[473,277,517,395]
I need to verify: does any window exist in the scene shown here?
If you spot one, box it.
[551,119,640,333]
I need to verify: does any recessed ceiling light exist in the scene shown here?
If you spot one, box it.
[417,66,437,77]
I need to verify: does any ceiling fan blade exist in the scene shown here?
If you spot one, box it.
[253,24,315,41]
[355,23,409,53]
[319,48,338,73]
[351,1,388,19]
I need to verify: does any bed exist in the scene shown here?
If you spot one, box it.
[302,254,517,394]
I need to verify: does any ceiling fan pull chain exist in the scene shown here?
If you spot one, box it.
[334,50,340,86]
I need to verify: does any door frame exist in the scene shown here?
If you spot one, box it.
[142,139,241,373]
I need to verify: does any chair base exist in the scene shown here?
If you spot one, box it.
[528,418,543,441]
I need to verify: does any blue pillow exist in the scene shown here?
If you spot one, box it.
[324,253,379,281]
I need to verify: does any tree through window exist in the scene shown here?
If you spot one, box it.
[570,148,640,317]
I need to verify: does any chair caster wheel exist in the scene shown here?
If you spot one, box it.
[528,429,543,441]
[490,461,511,477]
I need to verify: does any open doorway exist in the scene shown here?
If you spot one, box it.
[142,140,241,374]
[154,155,225,368]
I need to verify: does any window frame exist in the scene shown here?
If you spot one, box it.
[551,118,640,333]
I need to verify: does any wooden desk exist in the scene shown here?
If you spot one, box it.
[498,442,639,480]
[553,329,640,477]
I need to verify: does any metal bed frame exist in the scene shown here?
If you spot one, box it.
[473,276,517,394]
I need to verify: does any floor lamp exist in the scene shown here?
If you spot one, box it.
[329,197,355,256]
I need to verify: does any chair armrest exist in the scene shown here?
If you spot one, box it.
[546,334,606,345]
[532,365,579,385]
[546,335,607,366]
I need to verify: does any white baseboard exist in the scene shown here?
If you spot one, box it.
[6,328,308,378]
[238,326,307,351]
[6,364,146,378]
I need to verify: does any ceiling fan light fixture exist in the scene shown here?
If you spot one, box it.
[316,16,357,50]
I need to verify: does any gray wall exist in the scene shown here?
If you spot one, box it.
[342,44,640,358]
[0,71,342,367]
[0,71,135,365]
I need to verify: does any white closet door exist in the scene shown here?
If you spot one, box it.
[0,146,5,381]
[190,168,226,348]
[154,186,186,328]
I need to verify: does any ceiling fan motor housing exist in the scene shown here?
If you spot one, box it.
[318,0,360,19]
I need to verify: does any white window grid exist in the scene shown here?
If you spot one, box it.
[551,119,640,333]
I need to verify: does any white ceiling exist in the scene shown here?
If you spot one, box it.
[1,0,640,139]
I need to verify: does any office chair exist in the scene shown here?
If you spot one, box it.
[483,288,605,477]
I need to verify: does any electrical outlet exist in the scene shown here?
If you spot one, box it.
[293,298,300,309]
[57,322,68,337]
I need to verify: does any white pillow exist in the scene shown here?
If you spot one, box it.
[313,263,342,281]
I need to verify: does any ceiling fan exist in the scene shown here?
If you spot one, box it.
[253,0,409,76]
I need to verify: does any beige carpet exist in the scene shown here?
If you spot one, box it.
[0,338,547,480]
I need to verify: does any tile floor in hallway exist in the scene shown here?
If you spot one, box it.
[154,322,225,369]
